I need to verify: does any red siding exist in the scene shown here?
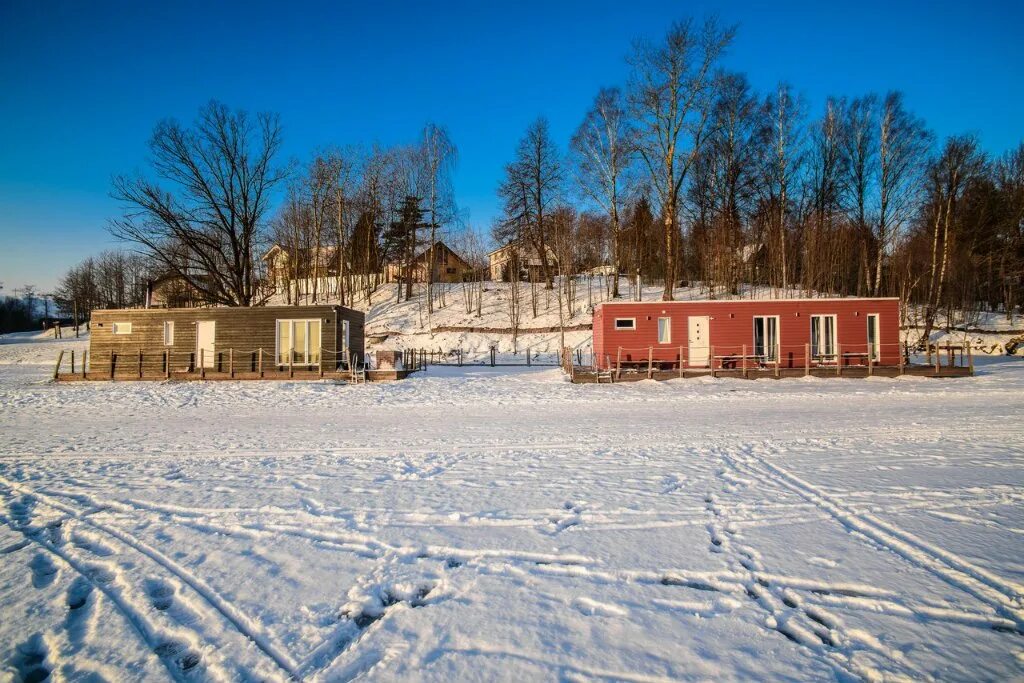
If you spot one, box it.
[593,298,901,369]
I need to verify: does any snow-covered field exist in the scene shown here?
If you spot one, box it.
[1,331,1023,681]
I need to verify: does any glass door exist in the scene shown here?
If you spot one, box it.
[276,320,322,366]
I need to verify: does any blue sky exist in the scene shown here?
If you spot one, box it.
[1,0,1021,292]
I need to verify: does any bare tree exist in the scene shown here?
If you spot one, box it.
[110,101,285,306]
[761,83,805,292]
[496,118,563,288]
[629,17,735,300]
[420,123,459,318]
[570,87,635,298]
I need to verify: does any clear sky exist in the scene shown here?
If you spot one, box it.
[1,0,1021,292]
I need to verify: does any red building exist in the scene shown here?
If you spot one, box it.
[592,298,900,370]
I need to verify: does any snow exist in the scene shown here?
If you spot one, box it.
[2,330,1024,681]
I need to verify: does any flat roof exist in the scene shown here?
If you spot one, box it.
[596,297,899,307]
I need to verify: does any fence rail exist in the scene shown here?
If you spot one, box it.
[563,341,974,383]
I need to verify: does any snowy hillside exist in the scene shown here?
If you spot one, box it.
[1,328,1023,680]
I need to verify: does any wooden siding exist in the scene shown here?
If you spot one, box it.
[89,305,364,372]
[593,298,901,369]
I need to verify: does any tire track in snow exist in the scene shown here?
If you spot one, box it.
[728,445,1024,632]
[702,466,922,682]
[0,476,300,679]
[0,504,207,682]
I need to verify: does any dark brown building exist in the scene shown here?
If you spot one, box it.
[88,305,364,373]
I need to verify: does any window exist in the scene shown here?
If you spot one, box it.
[111,322,132,335]
[614,318,636,330]
[658,317,671,344]
[810,315,837,359]
[276,320,322,365]
[163,321,174,346]
[867,314,880,361]
[753,316,779,360]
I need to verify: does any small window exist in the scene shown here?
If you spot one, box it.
[163,321,175,346]
[615,318,636,330]
[658,317,671,344]
[111,322,132,335]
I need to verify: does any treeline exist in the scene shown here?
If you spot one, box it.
[497,17,1024,335]
[53,250,150,323]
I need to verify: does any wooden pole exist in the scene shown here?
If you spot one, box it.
[229,348,234,378]
[899,343,905,376]
[82,350,87,379]
[679,345,684,379]
[164,349,170,380]
[775,342,780,378]
[968,341,974,376]
[805,343,810,377]
[934,346,940,375]
[616,347,622,380]
[742,344,748,379]
[70,350,75,375]
[258,348,264,377]
[138,349,143,379]
[836,343,841,377]
[200,349,205,379]
[527,346,531,366]
[289,349,294,378]
[868,347,873,377]
[53,350,65,381]
[110,352,115,380]
[710,345,715,378]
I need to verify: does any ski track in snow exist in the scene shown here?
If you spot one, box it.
[1,339,1023,680]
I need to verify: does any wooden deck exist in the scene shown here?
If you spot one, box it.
[570,364,973,384]
[55,368,417,382]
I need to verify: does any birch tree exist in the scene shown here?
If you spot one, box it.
[628,17,735,300]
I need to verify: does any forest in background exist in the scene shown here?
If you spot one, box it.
[40,17,1021,343]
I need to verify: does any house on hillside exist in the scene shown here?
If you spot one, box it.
[488,241,559,282]
[88,305,365,374]
[262,244,343,293]
[384,241,473,284]
[146,274,204,308]
[592,298,901,370]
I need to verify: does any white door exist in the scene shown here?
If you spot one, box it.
[196,321,215,368]
[688,316,710,367]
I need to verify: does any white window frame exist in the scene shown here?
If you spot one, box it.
[163,321,175,346]
[810,314,838,360]
[614,318,636,331]
[657,317,671,344]
[753,315,780,361]
[866,313,880,362]
[111,322,132,335]
[275,319,323,366]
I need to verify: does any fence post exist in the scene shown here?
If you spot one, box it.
[710,345,715,378]
[868,348,873,377]
[458,348,463,367]
[527,347,531,366]
[926,343,932,366]
[138,349,143,379]
[899,343,905,376]
[616,347,622,380]
[200,349,206,379]
[934,346,940,375]
[110,352,116,380]
[679,346,684,379]
[258,348,264,378]
[647,346,653,379]
[229,348,235,378]
[967,341,974,376]
[836,343,842,377]
[70,350,75,375]
[289,350,293,378]
[165,349,170,380]
[805,343,810,377]
[52,350,65,381]
[775,343,780,378]
[742,344,748,379]
[82,350,87,379]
